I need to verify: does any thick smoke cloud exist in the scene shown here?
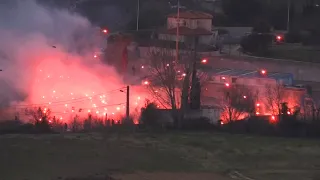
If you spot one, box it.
[0,0,147,122]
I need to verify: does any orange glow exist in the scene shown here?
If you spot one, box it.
[218,86,304,118]
[225,83,230,87]
[2,47,153,124]
[102,29,108,34]
[201,58,208,64]
[270,115,277,124]
[143,81,149,85]
[260,69,267,75]
[133,119,139,125]
[276,35,282,40]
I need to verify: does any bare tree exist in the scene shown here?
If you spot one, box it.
[51,116,65,132]
[71,115,82,132]
[145,47,193,110]
[265,82,286,115]
[24,107,52,132]
[25,107,52,124]
[220,84,258,122]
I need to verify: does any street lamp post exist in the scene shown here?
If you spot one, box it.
[136,0,140,31]
[176,0,180,62]
[126,85,130,121]
[171,0,186,62]
[287,0,291,32]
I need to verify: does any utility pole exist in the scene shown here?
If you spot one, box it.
[170,0,185,62]
[287,0,291,32]
[176,0,180,62]
[136,0,140,31]
[126,85,130,122]
[190,36,200,110]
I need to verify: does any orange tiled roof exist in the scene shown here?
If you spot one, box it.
[167,11,213,19]
[159,27,212,36]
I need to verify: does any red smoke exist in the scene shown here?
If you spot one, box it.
[0,1,150,123]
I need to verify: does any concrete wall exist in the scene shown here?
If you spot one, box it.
[185,108,222,124]
[158,34,185,42]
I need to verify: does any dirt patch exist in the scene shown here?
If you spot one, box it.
[113,172,232,180]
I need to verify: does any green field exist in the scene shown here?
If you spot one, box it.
[267,45,320,63]
[1,132,320,180]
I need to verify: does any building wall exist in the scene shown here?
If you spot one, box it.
[158,34,185,42]
[167,17,212,31]
[163,13,213,45]
[199,35,213,44]
[185,108,222,124]
[158,34,213,44]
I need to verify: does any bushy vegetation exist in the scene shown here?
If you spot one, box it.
[3,102,320,139]
[139,102,163,131]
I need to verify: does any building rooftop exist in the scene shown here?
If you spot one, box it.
[159,27,212,36]
[167,10,213,19]
[200,67,293,79]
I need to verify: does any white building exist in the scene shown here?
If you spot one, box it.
[158,10,214,45]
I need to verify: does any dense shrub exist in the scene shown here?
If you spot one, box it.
[241,20,273,55]
[0,120,40,134]
[34,116,52,133]
[241,33,273,55]
[139,103,163,131]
